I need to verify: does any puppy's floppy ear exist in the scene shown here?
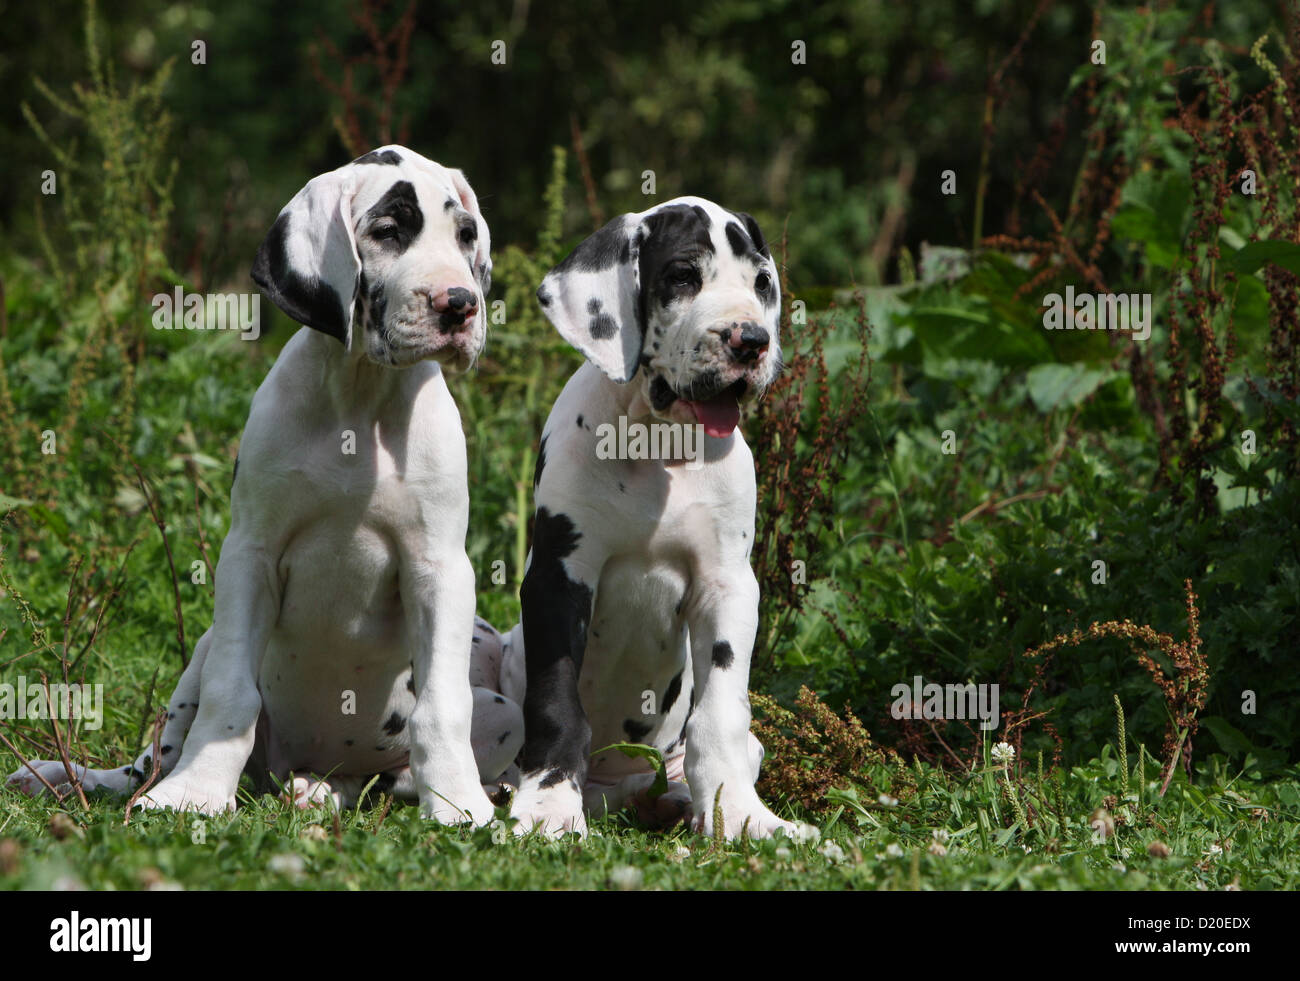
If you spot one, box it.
[536,213,645,384]
[449,167,493,294]
[251,170,360,345]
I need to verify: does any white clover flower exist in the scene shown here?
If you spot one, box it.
[885,842,904,858]
[927,841,948,857]
[783,822,820,845]
[774,846,792,861]
[877,793,898,807]
[991,742,1016,765]
[608,865,643,890]
[268,853,306,878]
[932,828,950,844]
[818,840,846,863]
[671,844,691,861]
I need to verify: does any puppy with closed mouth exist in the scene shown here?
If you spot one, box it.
[7,146,520,823]
[489,196,803,839]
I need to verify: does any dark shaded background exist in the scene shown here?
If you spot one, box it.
[0,0,1155,290]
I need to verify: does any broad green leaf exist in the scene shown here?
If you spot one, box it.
[1227,240,1300,276]
[1026,363,1115,413]
[0,493,34,513]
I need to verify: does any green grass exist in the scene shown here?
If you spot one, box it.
[3,751,1296,890]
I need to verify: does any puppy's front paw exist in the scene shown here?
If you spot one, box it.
[691,786,796,841]
[419,786,496,828]
[510,772,588,838]
[137,777,236,815]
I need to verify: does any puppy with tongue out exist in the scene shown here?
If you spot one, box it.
[494,197,802,842]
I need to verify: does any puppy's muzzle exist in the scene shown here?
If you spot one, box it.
[431,286,478,333]
[724,321,770,364]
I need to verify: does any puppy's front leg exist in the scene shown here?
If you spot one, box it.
[404,549,496,826]
[686,568,794,840]
[510,511,600,838]
[139,541,277,814]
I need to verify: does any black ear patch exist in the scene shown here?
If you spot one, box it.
[365,180,425,254]
[251,212,348,342]
[586,298,618,339]
[353,149,403,166]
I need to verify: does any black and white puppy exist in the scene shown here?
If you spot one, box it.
[8,146,520,823]
[494,196,801,839]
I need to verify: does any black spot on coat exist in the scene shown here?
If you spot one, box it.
[730,210,771,257]
[533,434,549,489]
[661,671,683,714]
[551,215,632,273]
[711,641,735,669]
[352,149,403,166]
[364,180,425,255]
[382,711,406,735]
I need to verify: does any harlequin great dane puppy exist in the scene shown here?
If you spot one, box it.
[7,146,520,822]
[492,196,800,839]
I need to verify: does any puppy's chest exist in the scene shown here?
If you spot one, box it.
[274,478,420,642]
[591,458,740,557]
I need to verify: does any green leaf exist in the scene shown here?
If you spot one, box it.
[1200,717,1257,759]
[27,503,70,544]
[1226,240,1300,277]
[905,306,1054,366]
[592,742,668,799]
[1110,170,1191,268]
[0,493,34,513]
[1025,364,1115,413]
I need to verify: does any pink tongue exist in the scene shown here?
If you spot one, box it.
[685,394,741,437]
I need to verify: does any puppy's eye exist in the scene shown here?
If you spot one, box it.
[372,221,398,240]
[755,271,772,294]
[459,224,477,246]
[666,263,696,287]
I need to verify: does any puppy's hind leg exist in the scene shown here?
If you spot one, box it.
[467,616,524,793]
[468,615,505,690]
[6,628,214,799]
[471,687,523,787]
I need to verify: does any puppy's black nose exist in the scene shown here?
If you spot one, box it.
[727,321,769,363]
[446,287,475,312]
